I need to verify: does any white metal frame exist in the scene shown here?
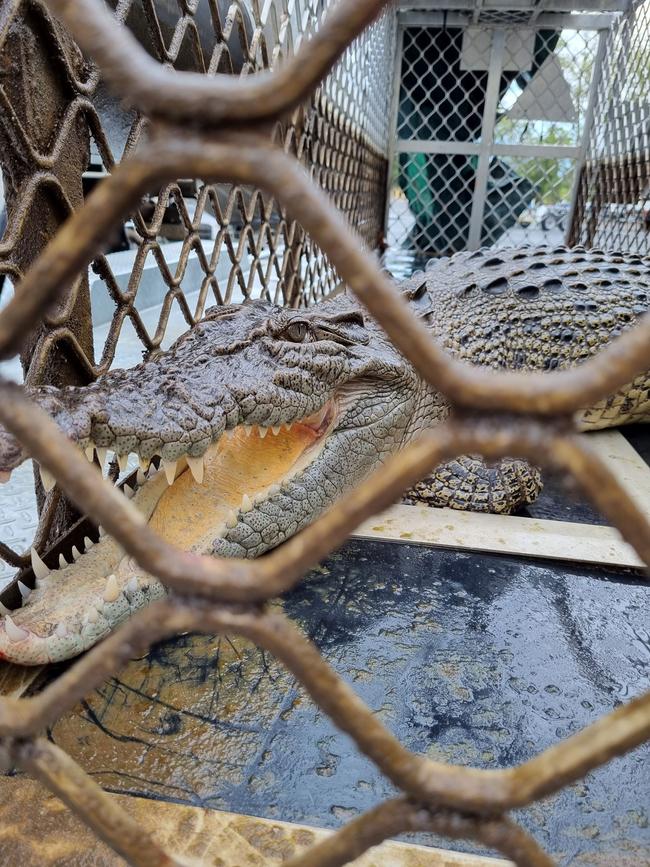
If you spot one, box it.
[390,10,615,251]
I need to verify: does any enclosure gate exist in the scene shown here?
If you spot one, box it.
[387,9,612,261]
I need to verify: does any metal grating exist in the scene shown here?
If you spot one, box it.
[0,1,649,866]
[387,16,603,268]
[570,0,650,255]
[0,0,395,583]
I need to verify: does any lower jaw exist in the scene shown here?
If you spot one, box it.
[0,411,335,664]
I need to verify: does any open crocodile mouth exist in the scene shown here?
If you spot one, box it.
[0,400,339,665]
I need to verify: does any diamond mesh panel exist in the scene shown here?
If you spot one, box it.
[397,27,488,143]
[0,0,395,583]
[393,152,478,255]
[571,0,650,256]
[493,28,599,148]
[486,154,577,247]
[0,4,650,865]
[387,21,600,264]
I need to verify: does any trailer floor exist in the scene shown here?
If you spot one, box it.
[1,431,650,865]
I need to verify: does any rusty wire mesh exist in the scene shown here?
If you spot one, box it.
[0,0,649,865]
[0,0,394,582]
[570,0,650,254]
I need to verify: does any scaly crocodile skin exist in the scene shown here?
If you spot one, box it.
[0,245,649,663]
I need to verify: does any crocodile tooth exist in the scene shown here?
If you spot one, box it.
[84,536,94,550]
[4,616,29,643]
[242,425,253,438]
[186,455,204,484]
[259,426,268,439]
[138,456,150,472]
[97,448,107,471]
[0,602,12,616]
[17,581,31,602]
[136,468,147,486]
[55,622,67,638]
[123,484,135,499]
[117,453,130,473]
[126,576,139,595]
[241,494,253,513]
[103,574,120,603]
[71,546,82,561]
[271,425,281,436]
[86,607,99,624]
[85,444,95,462]
[58,554,68,569]
[30,548,50,581]
[268,484,281,496]
[98,526,106,537]
[225,510,238,529]
[39,465,56,492]
[163,459,177,485]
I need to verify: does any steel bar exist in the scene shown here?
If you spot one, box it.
[284,797,556,867]
[13,738,182,867]
[43,0,390,127]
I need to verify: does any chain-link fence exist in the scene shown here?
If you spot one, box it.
[570,0,650,255]
[0,0,650,865]
[386,11,606,268]
[0,0,395,584]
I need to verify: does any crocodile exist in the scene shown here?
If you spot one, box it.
[1,245,650,665]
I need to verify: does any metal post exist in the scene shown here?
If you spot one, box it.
[566,26,610,244]
[467,27,505,250]
[383,21,405,248]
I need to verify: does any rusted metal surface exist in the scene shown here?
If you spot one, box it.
[0,0,648,865]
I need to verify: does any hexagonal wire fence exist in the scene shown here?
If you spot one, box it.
[0,0,649,866]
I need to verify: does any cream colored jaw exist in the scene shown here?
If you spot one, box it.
[0,410,337,661]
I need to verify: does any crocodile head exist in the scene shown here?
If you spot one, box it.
[0,294,435,663]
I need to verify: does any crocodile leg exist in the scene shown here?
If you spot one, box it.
[403,455,542,515]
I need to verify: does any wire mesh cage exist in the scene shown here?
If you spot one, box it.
[387,14,603,268]
[0,1,649,865]
[0,0,395,584]
[570,0,650,255]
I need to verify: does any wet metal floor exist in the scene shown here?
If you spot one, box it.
[41,539,650,865]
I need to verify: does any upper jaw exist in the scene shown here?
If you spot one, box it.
[0,386,339,490]
[0,396,344,664]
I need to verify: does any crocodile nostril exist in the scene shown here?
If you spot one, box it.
[482,277,509,295]
[516,285,540,299]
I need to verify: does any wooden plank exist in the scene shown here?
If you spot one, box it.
[352,502,643,567]
[352,431,648,569]
[0,776,511,866]
[587,429,650,517]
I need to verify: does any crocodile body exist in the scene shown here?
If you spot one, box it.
[1,245,650,664]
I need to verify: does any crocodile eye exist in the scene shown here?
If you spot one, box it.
[284,321,310,342]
